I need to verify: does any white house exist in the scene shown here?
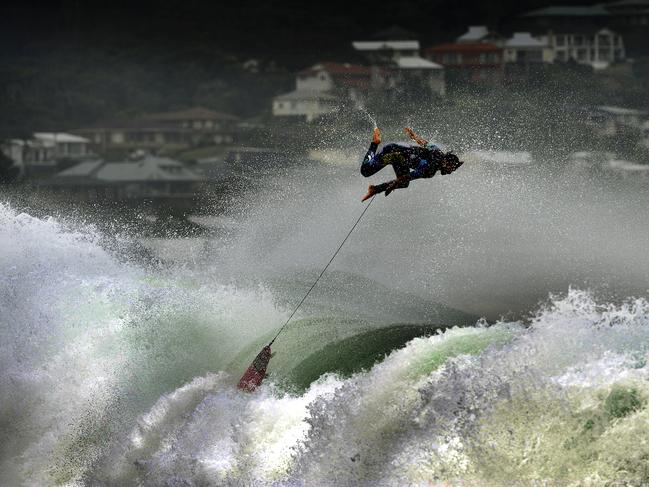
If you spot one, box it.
[394,56,446,96]
[296,62,372,96]
[535,29,626,68]
[33,133,92,159]
[1,132,92,178]
[520,6,628,68]
[272,90,340,122]
[273,62,373,121]
[504,32,552,64]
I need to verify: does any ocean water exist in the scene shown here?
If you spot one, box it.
[2,153,649,485]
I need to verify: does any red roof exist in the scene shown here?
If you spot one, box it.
[424,42,502,54]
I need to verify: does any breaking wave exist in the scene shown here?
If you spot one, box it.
[2,203,649,485]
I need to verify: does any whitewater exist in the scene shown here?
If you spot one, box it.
[2,148,649,485]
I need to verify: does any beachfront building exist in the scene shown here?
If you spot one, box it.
[351,38,447,97]
[518,6,626,68]
[49,155,204,211]
[393,56,446,96]
[504,32,552,65]
[601,0,649,56]
[142,107,239,133]
[424,42,504,87]
[0,132,92,178]
[272,90,341,122]
[273,62,373,122]
[71,107,238,154]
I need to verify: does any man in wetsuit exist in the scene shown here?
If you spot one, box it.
[360,127,463,201]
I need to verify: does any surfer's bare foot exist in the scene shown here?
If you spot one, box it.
[372,127,381,145]
[361,185,376,202]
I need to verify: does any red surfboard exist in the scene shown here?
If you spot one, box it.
[237,345,272,392]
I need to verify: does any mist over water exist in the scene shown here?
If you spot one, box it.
[1,127,649,484]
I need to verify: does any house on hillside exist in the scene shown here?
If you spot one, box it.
[351,38,446,97]
[518,6,626,68]
[296,62,372,100]
[0,133,92,178]
[393,57,445,96]
[504,33,551,65]
[503,32,553,80]
[272,62,374,122]
[424,43,504,86]
[49,155,204,210]
[600,0,649,56]
[71,107,237,154]
[272,90,341,122]
[142,107,239,133]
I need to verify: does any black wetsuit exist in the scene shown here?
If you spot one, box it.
[360,142,445,194]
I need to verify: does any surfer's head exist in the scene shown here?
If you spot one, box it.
[440,152,463,175]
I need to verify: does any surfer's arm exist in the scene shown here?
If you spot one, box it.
[404,127,428,147]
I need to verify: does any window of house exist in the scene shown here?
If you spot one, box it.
[555,35,564,46]
[111,132,125,144]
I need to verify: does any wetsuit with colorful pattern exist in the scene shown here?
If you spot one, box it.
[360,142,444,194]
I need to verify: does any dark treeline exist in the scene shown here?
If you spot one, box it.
[0,0,640,139]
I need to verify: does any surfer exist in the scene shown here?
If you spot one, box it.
[360,127,463,201]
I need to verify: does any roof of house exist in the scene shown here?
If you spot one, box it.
[274,90,339,101]
[143,107,239,122]
[505,32,547,48]
[425,42,502,53]
[71,118,195,132]
[298,62,372,76]
[352,40,420,51]
[521,6,610,17]
[457,26,489,42]
[34,132,91,144]
[57,156,202,182]
[97,156,202,182]
[396,56,444,69]
[58,160,104,177]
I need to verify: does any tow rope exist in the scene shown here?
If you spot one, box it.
[237,195,376,391]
